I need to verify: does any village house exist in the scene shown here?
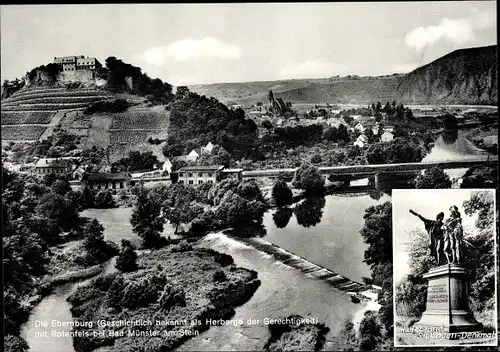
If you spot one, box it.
[222,168,244,181]
[381,131,394,142]
[188,149,200,160]
[82,172,131,190]
[353,134,368,148]
[201,142,215,155]
[176,165,225,185]
[162,159,173,174]
[130,169,165,179]
[354,122,366,133]
[72,165,87,180]
[33,158,73,175]
[383,125,395,133]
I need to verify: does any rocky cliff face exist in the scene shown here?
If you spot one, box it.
[396,45,497,105]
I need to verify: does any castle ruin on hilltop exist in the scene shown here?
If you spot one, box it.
[53,55,102,72]
[52,55,102,82]
[24,55,103,85]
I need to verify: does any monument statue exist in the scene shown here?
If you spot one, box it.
[443,205,464,264]
[411,206,482,334]
[409,209,446,265]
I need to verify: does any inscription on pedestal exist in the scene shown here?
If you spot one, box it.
[427,284,448,303]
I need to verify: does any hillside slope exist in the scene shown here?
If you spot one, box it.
[396,45,497,105]
[1,86,169,162]
[190,76,402,105]
[190,45,497,105]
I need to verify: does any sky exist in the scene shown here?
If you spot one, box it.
[0,2,497,86]
[392,189,495,285]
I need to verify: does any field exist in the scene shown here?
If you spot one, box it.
[82,108,170,162]
[1,111,55,125]
[2,125,47,140]
[1,86,113,112]
[109,110,169,130]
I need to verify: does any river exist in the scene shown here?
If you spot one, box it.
[423,129,486,180]
[177,232,365,351]
[20,129,488,351]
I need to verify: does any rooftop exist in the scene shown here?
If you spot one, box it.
[178,165,224,172]
[86,172,131,181]
[34,158,71,168]
[222,168,244,173]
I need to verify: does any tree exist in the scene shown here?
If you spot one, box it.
[51,179,71,196]
[311,154,322,164]
[360,202,392,270]
[83,219,105,251]
[292,163,325,194]
[130,186,164,247]
[66,190,83,212]
[323,126,338,142]
[4,335,29,352]
[94,189,116,208]
[358,311,383,350]
[337,124,349,143]
[36,192,79,232]
[462,191,495,316]
[115,239,138,272]
[114,151,159,172]
[43,172,57,187]
[80,186,95,209]
[82,219,117,262]
[384,137,425,163]
[366,144,386,164]
[161,184,204,234]
[214,147,232,167]
[175,86,190,99]
[261,120,273,129]
[413,167,452,189]
[461,166,497,189]
[272,178,293,207]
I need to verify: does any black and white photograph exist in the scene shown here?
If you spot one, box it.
[1,2,498,352]
[393,189,497,347]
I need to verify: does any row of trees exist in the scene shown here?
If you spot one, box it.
[112,150,160,172]
[3,167,84,349]
[2,78,25,99]
[129,178,269,248]
[366,137,427,165]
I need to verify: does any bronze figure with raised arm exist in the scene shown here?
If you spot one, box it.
[409,209,448,265]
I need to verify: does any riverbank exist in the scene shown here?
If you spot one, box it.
[463,124,498,154]
[263,315,330,351]
[64,244,261,352]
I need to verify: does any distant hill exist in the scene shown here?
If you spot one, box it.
[189,45,497,105]
[395,45,497,105]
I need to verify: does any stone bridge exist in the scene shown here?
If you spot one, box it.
[242,155,497,188]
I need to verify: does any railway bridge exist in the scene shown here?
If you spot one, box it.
[242,155,497,189]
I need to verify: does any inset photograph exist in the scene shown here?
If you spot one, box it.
[393,189,497,347]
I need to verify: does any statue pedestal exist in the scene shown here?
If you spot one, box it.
[414,264,483,333]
